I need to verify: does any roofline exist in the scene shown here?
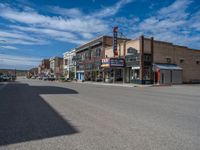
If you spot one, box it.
[76,35,130,51]
[63,48,76,55]
[143,35,200,51]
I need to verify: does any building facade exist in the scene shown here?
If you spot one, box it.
[63,49,76,79]
[104,35,200,84]
[49,57,63,78]
[75,35,130,81]
[38,59,50,76]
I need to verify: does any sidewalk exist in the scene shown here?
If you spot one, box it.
[73,81,152,88]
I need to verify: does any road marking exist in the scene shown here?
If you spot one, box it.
[0,82,8,90]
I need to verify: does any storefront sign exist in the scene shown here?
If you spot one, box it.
[101,58,110,67]
[101,58,125,68]
[110,58,125,67]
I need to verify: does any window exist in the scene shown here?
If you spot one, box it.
[96,48,101,57]
[127,47,137,54]
[144,54,151,62]
[166,58,171,63]
[64,59,68,65]
[180,58,184,63]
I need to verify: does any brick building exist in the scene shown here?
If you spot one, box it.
[38,59,50,76]
[104,35,200,84]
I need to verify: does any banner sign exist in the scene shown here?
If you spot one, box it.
[113,26,118,56]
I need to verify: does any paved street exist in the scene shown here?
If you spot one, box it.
[0,78,200,150]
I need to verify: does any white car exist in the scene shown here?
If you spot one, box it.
[1,75,11,81]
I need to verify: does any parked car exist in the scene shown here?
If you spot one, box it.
[48,75,56,81]
[95,77,102,82]
[43,76,48,81]
[38,76,43,80]
[0,75,3,82]
[1,75,11,81]
[11,75,16,81]
[31,76,36,79]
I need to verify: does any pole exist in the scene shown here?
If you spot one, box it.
[123,68,125,84]
[74,61,77,80]
[113,68,115,84]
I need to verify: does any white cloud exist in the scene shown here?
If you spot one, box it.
[1,45,18,50]
[50,7,83,18]
[135,0,200,49]
[0,30,47,45]
[9,25,85,44]
[92,0,134,18]
[0,54,41,69]
[0,3,108,33]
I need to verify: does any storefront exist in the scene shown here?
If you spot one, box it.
[77,70,84,81]
[125,48,140,83]
[101,58,125,83]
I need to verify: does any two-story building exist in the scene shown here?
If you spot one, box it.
[75,35,130,81]
[63,49,76,79]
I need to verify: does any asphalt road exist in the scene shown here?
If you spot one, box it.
[0,78,200,150]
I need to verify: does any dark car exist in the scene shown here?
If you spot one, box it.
[0,75,3,82]
[48,75,56,81]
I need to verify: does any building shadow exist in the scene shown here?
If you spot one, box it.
[32,85,78,94]
[0,83,79,146]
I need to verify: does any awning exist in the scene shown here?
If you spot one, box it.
[153,63,182,71]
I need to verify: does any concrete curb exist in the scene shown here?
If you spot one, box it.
[72,81,152,88]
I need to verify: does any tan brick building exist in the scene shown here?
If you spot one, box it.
[104,35,200,84]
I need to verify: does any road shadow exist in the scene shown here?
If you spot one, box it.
[0,83,79,146]
[32,85,78,94]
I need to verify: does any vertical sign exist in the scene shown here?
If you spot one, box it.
[113,26,118,57]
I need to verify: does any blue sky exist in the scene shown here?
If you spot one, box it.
[0,0,200,69]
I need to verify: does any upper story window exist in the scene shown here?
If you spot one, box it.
[144,54,151,62]
[180,58,184,64]
[64,59,68,65]
[96,48,101,57]
[127,47,137,55]
[166,57,171,63]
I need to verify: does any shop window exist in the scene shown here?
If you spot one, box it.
[180,59,184,63]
